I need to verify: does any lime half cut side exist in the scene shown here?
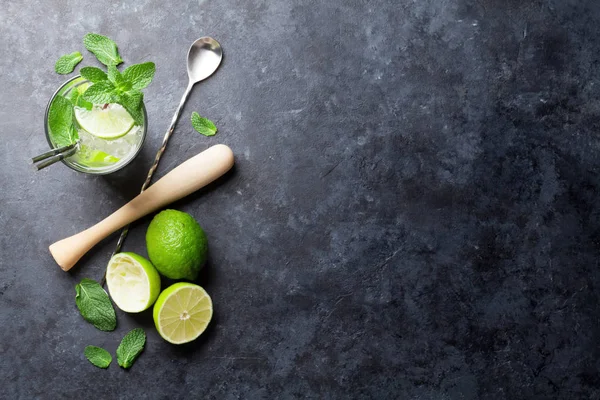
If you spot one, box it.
[106,252,161,313]
[75,103,135,140]
[153,283,213,344]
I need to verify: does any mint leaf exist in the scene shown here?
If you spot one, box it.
[116,328,146,369]
[191,112,217,136]
[48,95,78,147]
[83,33,123,66]
[82,81,117,105]
[80,66,108,83]
[55,52,83,75]
[122,62,155,90]
[124,90,143,109]
[107,65,132,92]
[119,91,144,125]
[69,84,93,110]
[84,346,112,369]
[75,278,116,332]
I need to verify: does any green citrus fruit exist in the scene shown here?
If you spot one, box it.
[79,145,120,166]
[74,103,134,139]
[153,282,213,344]
[106,252,161,313]
[146,210,208,280]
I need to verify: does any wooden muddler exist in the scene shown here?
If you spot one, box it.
[49,144,234,271]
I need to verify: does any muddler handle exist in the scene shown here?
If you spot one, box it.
[49,144,234,271]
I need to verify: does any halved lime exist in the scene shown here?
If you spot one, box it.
[153,283,213,344]
[106,252,161,313]
[75,103,134,140]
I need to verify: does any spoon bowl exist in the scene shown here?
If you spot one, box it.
[187,37,223,83]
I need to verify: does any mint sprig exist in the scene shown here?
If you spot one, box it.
[191,112,217,136]
[75,278,117,332]
[116,328,146,369]
[84,346,112,369]
[78,61,154,124]
[83,33,123,66]
[55,52,83,74]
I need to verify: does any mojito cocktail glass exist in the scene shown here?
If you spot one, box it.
[44,76,147,175]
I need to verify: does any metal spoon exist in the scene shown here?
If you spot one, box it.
[140,37,224,188]
[107,37,223,268]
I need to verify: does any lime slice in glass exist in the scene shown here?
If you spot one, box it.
[78,145,120,166]
[106,252,161,313]
[153,283,213,344]
[88,150,120,164]
[75,103,134,140]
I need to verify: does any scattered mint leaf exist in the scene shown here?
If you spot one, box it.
[48,95,78,147]
[83,33,123,67]
[116,328,146,369]
[75,278,116,332]
[122,62,156,90]
[191,112,217,136]
[69,84,93,110]
[84,346,112,369]
[80,66,108,83]
[119,91,144,125]
[107,65,132,92]
[82,81,117,105]
[55,52,83,75]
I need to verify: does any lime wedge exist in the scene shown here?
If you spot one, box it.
[106,252,161,313]
[88,150,120,164]
[79,145,120,165]
[153,283,213,344]
[75,103,134,140]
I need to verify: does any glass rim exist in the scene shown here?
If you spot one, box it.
[44,75,148,175]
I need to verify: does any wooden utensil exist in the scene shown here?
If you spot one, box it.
[49,144,234,271]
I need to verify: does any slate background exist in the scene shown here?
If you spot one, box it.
[2,0,600,398]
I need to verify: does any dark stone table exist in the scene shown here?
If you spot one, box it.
[2,0,600,398]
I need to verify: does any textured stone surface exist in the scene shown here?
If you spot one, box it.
[2,0,600,398]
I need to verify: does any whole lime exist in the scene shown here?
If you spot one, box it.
[146,210,208,280]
